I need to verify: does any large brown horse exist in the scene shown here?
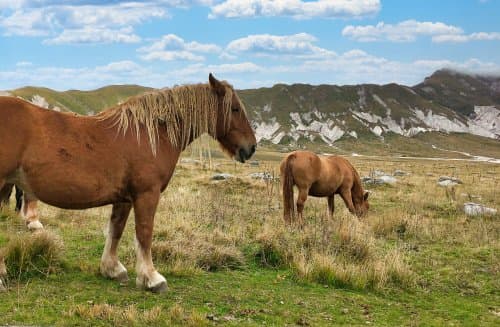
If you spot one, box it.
[0,74,256,292]
[280,150,369,225]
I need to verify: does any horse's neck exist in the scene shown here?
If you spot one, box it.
[350,171,364,200]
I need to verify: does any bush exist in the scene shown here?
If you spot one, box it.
[4,230,65,280]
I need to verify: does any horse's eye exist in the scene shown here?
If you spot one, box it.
[232,108,240,113]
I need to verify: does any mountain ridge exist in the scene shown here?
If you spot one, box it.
[2,70,499,158]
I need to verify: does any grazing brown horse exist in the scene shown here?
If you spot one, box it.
[0,74,256,292]
[280,150,369,225]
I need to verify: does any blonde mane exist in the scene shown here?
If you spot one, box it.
[98,83,235,154]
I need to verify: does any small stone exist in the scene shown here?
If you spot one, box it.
[206,314,219,321]
[393,169,410,176]
[211,173,233,180]
[341,308,349,314]
[297,316,310,326]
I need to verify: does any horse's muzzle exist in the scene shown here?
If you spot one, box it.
[237,144,256,163]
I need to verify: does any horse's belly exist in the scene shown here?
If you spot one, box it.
[19,167,124,209]
[308,182,335,197]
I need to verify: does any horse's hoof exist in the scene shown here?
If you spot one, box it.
[148,281,168,294]
[115,270,129,284]
[137,273,168,293]
[27,220,44,231]
[100,262,128,283]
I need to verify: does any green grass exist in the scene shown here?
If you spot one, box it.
[1,154,499,326]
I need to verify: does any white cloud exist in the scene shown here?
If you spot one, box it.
[44,26,141,44]
[0,60,262,90]
[173,62,263,77]
[138,34,221,61]
[342,20,463,42]
[343,19,500,44]
[16,61,33,67]
[267,51,500,86]
[0,60,163,90]
[226,33,335,58]
[0,1,189,43]
[432,32,500,43]
[209,0,380,19]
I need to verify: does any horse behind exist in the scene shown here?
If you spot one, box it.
[0,73,256,292]
[0,184,23,213]
[280,150,369,225]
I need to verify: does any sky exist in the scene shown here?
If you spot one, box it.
[0,0,499,90]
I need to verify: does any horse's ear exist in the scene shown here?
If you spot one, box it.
[209,73,225,96]
[364,191,369,201]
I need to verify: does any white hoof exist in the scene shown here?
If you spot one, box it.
[136,271,167,293]
[27,220,44,231]
[0,279,6,292]
[100,261,129,283]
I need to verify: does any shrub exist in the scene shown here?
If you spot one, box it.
[4,230,65,280]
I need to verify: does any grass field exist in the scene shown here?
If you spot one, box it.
[0,148,499,326]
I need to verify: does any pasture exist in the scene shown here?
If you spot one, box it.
[0,148,499,326]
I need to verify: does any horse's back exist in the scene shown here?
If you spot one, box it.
[281,150,322,187]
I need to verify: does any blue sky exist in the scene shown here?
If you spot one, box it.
[1,0,499,90]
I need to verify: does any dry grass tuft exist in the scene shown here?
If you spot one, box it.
[168,303,207,326]
[153,221,245,272]
[254,223,294,267]
[68,303,165,325]
[293,248,414,290]
[4,230,65,280]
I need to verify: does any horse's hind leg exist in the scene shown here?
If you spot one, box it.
[22,195,43,231]
[0,183,13,208]
[133,190,167,293]
[14,186,23,212]
[296,187,309,227]
[101,202,132,283]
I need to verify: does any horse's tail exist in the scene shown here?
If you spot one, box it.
[282,154,296,219]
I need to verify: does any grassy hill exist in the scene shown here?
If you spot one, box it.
[11,85,152,115]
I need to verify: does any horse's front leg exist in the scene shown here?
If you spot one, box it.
[22,195,43,231]
[339,188,356,215]
[327,195,335,218]
[101,202,132,283]
[133,189,167,293]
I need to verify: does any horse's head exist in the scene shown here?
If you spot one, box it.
[209,73,257,163]
[354,191,370,217]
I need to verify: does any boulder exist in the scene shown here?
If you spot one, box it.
[464,203,497,216]
[249,172,276,181]
[362,175,397,185]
